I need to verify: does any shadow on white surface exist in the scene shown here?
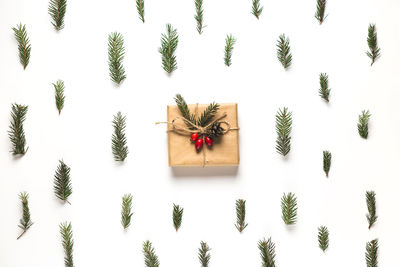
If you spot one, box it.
[171,166,239,178]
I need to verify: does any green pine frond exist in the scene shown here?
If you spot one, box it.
[136,0,145,23]
[60,222,74,267]
[315,0,327,24]
[358,110,371,139]
[323,150,331,177]
[198,241,211,267]
[174,94,196,127]
[143,241,160,267]
[12,24,31,69]
[159,24,179,74]
[366,239,378,267]
[224,34,236,66]
[366,24,380,66]
[318,226,329,252]
[108,32,126,84]
[281,192,297,225]
[112,112,129,161]
[366,191,377,229]
[54,80,65,114]
[195,0,204,34]
[9,103,28,156]
[277,34,292,69]
[121,194,133,229]
[258,237,276,267]
[251,0,263,19]
[319,73,330,102]
[173,204,184,231]
[235,199,248,233]
[275,107,292,156]
[54,160,72,204]
[198,103,220,127]
[48,0,67,30]
[17,192,33,240]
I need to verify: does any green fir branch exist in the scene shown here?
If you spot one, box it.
[54,80,65,114]
[366,24,381,66]
[318,226,329,252]
[366,191,377,229]
[198,241,211,267]
[174,94,196,127]
[173,204,184,231]
[143,241,160,267]
[358,110,371,139]
[198,103,219,127]
[12,24,31,69]
[48,0,67,30]
[108,32,126,84]
[258,237,276,267]
[275,107,292,156]
[136,0,145,23]
[112,112,129,161]
[159,24,179,74]
[195,0,204,34]
[60,222,74,267]
[276,34,292,69]
[323,150,331,177]
[319,73,330,102]
[224,34,236,66]
[251,0,263,19]
[9,103,28,156]
[281,192,297,225]
[235,199,248,233]
[121,194,133,229]
[54,160,72,204]
[17,192,33,240]
[315,0,327,24]
[366,239,378,267]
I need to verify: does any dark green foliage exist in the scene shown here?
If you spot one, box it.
[54,80,65,114]
[235,199,248,233]
[366,24,380,66]
[17,192,33,240]
[198,241,211,267]
[366,239,378,267]
[143,241,160,267]
[108,32,126,84]
[277,34,292,69]
[121,194,133,229]
[173,204,184,231]
[54,160,72,204]
[224,34,236,66]
[9,104,28,155]
[318,226,329,252]
[319,73,330,102]
[112,112,129,161]
[197,103,220,127]
[315,0,327,24]
[159,24,179,74]
[12,24,31,69]
[195,0,204,34]
[275,107,292,156]
[323,150,331,177]
[251,0,263,19]
[174,94,196,128]
[366,191,377,229]
[358,110,371,139]
[281,192,297,225]
[258,237,276,267]
[60,222,74,267]
[48,0,67,30]
[136,0,145,23]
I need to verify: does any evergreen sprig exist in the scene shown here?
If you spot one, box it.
[198,241,211,267]
[112,112,129,161]
[195,0,204,34]
[315,0,327,24]
[198,103,220,127]
[251,0,263,19]
[108,32,126,84]
[319,73,330,102]
[258,237,276,267]
[277,34,292,69]
[281,192,297,225]
[159,24,179,74]
[235,199,248,233]
[8,103,28,156]
[174,94,196,128]
[323,150,331,177]
[366,24,380,66]
[60,222,74,267]
[366,239,378,267]
[48,0,67,30]
[54,80,65,114]
[136,0,145,23]
[143,241,160,267]
[17,192,33,240]
[121,194,133,229]
[12,24,31,69]
[318,226,329,252]
[173,204,184,231]
[366,191,377,229]
[54,160,72,204]
[224,34,236,66]
[275,107,292,156]
[358,110,371,139]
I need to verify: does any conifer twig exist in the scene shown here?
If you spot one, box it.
[173,204,184,231]
[281,192,297,225]
[112,112,129,161]
[54,80,65,114]
[108,32,126,84]
[198,241,211,267]
[224,34,236,66]
[318,226,329,252]
[366,24,380,66]
[366,239,378,267]
[366,191,377,229]
[315,0,327,24]
[318,73,330,102]
[323,150,331,177]
[358,110,371,139]
[54,160,72,204]
[197,103,219,127]
[143,241,160,267]
[251,0,263,19]
[174,94,196,128]
[195,0,204,34]
[276,34,292,69]
[235,199,248,233]
[17,192,33,240]
[48,0,67,30]
[12,24,31,69]
[159,24,179,74]
[258,237,276,267]
[275,107,292,156]
[121,194,133,229]
[60,222,74,267]
[8,103,28,156]
[136,0,145,23]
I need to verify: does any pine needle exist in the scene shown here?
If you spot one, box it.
[366,191,377,229]
[112,112,129,162]
[60,222,74,267]
[143,240,160,267]
[318,226,329,252]
[48,0,67,31]
[108,32,126,84]
[12,24,31,69]
[136,0,145,23]
[318,73,330,102]
[323,150,331,177]
[315,0,327,24]
[195,0,204,34]
[54,80,65,114]
[173,204,184,231]
[174,94,196,127]
[235,199,248,233]
[197,103,219,127]
[365,239,378,267]
[9,103,28,156]
[366,24,381,66]
[275,107,292,156]
[224,34,236,66]
[251,0,263,19]
[159,24,179,74]
[258,237,276,267]
[358,110,371,139]
[54,160,72,204]
[198,241,211,267]
[121,194,133,229]
[276,34,292,69]
[281,192,297,225]
[17,192,33,240]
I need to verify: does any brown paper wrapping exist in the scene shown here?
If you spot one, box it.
[167,103,240,166]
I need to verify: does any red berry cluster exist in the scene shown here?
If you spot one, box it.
[191,133,213,151]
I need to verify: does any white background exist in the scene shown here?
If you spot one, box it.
[1,0,400,266]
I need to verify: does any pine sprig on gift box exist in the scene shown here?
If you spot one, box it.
[54,160,72,204]
[9,103,28,156]
[112,112,129,161]
[198,103,220,127]
[277,34,292,69]
[60,222,74,267]
[224,34,236,66]
[174,94,196,128]
[358,110,371,139]
[17,192,33,240]
[366,239,378,267]
[251,0,263,19]
[54,80,65,114]
[143,241,160,267]
[159,24,179,74]
[318,226,329,252]
[173,204,184,231]
[366,24,380,66]
[108,32,126,84]
[323,150,331,177]
[315,0,327,24]
[48,0,67,30]
[195,0,204,34]
[366,191,377,229]
[319,73,330,102]
[281,192,297,225]
[12,24,31,69]
[235,199,248,233]
[275,107,292,156]
[258,237,276,267]
[136,0,145,23]
[198,241,211,267]
[121,194,133,229]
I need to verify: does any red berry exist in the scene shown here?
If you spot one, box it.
[205,136,213,147]
[191,133,199,141]
[195,138,203,151]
